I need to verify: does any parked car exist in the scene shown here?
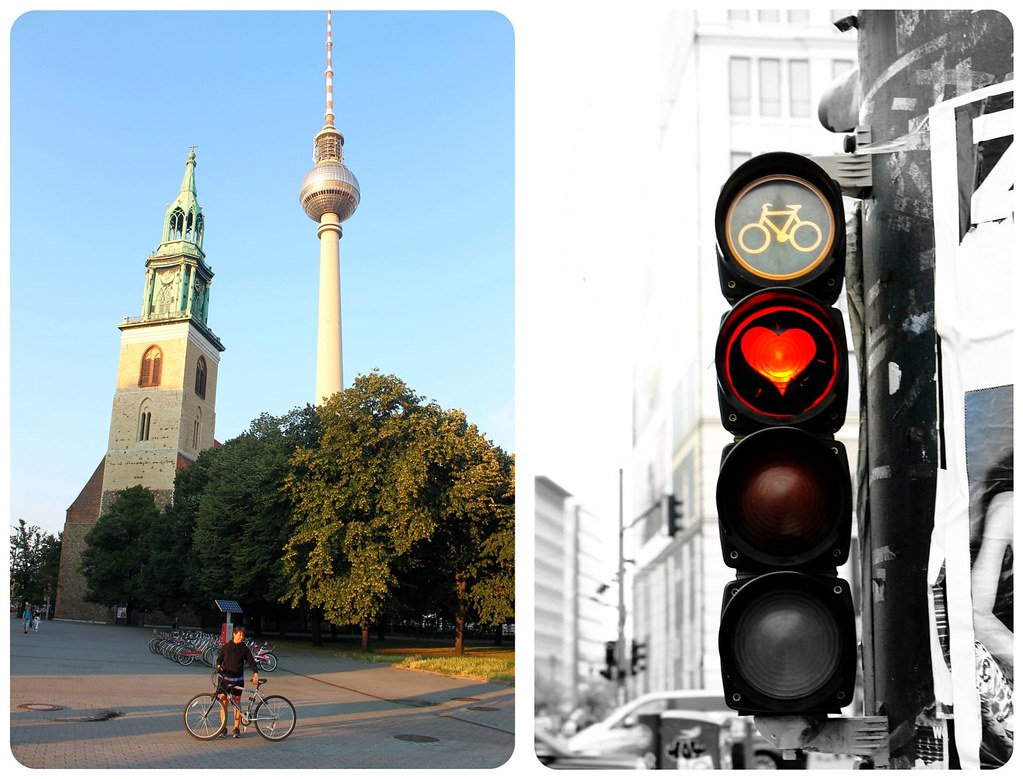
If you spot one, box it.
[535,727,649,769]
[567,689,807,769]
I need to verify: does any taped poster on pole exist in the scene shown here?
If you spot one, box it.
[930,80,1014,770]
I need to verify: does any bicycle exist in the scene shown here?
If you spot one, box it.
[253,642,278,673]
[183,675,296,741]
[737,202,823,255]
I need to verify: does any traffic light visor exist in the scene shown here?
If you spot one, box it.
[717,428,851,569]
[719,572,856,714]
[716,288,848,432]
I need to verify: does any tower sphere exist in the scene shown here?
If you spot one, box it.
[300,158,361,223]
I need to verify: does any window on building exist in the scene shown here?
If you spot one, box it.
[139,410,152,442]
[790,60,811,117]
[833,59,855,80]
[195,356,207,398]
[727,10,749,22]
[788,10,810,24]
[139,346,162,387]
[729,57,751,115]
[730,151,752,172]
[759,58,782,116]
[757,10,780,23]
[192,413,201,450]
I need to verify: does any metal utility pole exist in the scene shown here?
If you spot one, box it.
[616,468,627,705]
[854,9,1013,767]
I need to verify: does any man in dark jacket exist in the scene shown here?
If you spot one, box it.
[215,625,260,738]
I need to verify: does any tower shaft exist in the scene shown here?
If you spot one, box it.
[316,215,343,401]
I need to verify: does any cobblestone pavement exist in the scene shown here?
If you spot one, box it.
[8,618,515,771]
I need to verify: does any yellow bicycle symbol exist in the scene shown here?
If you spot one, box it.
[738,202,823,255]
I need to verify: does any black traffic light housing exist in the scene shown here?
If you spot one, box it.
[599,640,618,680]
[715,151,846,305]
[715,288,849,436]
[717,427,851,571]
[663,494,682,537]
[719,572,857,714]
[713,152,857,717]
[631,640,647,675]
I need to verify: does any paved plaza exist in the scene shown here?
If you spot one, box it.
[8,618,514,770]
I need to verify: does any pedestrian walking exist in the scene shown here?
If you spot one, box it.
[22,604,32,634]
[32,609,41,632]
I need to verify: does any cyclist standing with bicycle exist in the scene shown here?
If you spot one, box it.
[215,625,259,738]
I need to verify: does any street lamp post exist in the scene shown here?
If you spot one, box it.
[616,468,627,705]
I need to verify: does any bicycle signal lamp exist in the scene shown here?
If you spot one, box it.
[715,152,846,305]
[712,152,857,717]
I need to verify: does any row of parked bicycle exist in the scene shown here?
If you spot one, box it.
[149,628,279,672]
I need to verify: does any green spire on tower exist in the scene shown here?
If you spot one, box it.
[157,147,205,255]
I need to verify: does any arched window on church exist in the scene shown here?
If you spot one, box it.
[169,207,184,240]
[139,405,153,442]
[195,355,207,398]
[192,410,202,450]
[140,346,162,387]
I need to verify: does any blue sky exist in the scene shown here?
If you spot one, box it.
[7,10,514,535]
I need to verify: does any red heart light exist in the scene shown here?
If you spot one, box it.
[740,326,816,395]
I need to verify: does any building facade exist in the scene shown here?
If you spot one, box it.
[628,9,859,698]
[535,475,618,716]
[55,151,225,622]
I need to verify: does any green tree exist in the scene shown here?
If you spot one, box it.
[9,519,61,613]
[191,406,319,633]
[467,449,515,639]
[136,449,216,620]
[419,410,515,654]
[80,486,160,618]
[283,373,437,650]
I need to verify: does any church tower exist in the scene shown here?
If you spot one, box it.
[103,148,225,508]
[55,150,225,621]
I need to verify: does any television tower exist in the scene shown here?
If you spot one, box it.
[299,10,360,403]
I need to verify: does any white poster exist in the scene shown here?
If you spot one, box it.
[931,81,1014,769]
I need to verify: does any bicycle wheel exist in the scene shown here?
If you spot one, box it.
[738,222,771,255]
[258,653,278,673]
[790,219,823,253]
[253,695,296,741]
[183,693,227,741]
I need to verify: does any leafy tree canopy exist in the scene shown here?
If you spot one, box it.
[81,486,160,610]
[10,519,61,610]
[283,373,440,644]
[190,405,319,622]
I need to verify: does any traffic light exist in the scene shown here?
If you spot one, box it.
[715,151,846,305]
[631,640,647,675]
[662,493,682,536]
[715,287,849,435]
[713,153,857,717]
[599,640,618,680]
